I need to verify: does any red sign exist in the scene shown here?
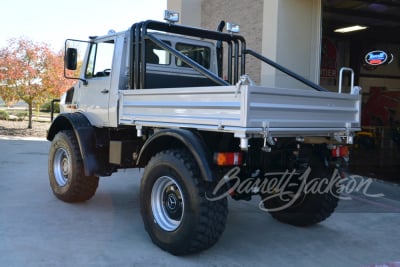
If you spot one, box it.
[320,38,337,85]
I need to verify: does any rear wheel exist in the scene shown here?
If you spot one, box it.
[140,149,228,255]
[261,146,339,226]
[48,130,99,202]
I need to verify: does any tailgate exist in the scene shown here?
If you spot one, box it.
[242,85,361,136]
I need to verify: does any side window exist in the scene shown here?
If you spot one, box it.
[146,40,171,65]
[176,43,210,69]
[85,40,114,78]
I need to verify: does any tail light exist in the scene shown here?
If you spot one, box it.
[214,152,243,166]
[331,145,349,158]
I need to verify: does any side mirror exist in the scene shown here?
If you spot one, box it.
[65,48,78,70]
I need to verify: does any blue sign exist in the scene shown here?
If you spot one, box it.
[365,50,388,66]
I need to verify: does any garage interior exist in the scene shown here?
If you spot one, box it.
[321,0,400,182]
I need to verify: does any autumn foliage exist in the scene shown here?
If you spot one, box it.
[0,37,74,128]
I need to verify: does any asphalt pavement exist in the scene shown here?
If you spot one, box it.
[0,137,399,267]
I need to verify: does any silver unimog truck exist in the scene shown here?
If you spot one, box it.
[47,12,361,255]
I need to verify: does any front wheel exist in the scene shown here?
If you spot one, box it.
[48,130,99,202]
[140,149,228,255]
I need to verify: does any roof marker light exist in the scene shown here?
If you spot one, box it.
[164,10,179,24]
[226,22,240,34]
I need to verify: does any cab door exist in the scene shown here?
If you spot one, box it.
[77,38,115,127]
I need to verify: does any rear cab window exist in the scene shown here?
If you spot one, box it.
[175,43,211,69]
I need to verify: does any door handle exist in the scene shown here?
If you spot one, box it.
[101,89,109,94]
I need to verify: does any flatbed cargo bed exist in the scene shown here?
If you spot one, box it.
[119,84,361,139]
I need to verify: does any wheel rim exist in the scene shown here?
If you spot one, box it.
[151,176,184,232]
[53,148,71,187]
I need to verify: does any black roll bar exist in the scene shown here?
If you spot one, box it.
[142,20,243,43]
[129,20,246,89]
[233,39,240,83]
[135,23,142,89]
[129,20,325,92]
[216,21,225,78]
[244,49,328,92]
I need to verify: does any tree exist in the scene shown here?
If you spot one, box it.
[42,49,73,98]
[0,81,19,107]
[0,37,73,128]
[0,53,19,107]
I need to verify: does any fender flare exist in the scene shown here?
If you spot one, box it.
[47,113,100,177]
[137,128,215,182]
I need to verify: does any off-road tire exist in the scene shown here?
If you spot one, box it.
[261,146,339,226]
[140,149,228,255]
[48,130,99,202]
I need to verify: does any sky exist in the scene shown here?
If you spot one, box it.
[0,0,167,51]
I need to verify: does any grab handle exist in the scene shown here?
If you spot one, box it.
[338,67,354,94]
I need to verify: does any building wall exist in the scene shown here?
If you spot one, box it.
[262,0,322,88]
[280,0,321,87]
[201,0,264,83]
[168,0,202,27]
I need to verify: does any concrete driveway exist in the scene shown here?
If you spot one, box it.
[0,137,399,267]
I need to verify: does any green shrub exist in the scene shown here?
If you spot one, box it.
[0,110,9,120]
[40,101,60,113]
[5,111,27,121]
[15,111,27,121]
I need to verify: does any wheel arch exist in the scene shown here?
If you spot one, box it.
[137,129,215,182]
[47,115,73,142]
[47,113,107,177]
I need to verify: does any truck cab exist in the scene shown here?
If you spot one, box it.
[62,31,219,127]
